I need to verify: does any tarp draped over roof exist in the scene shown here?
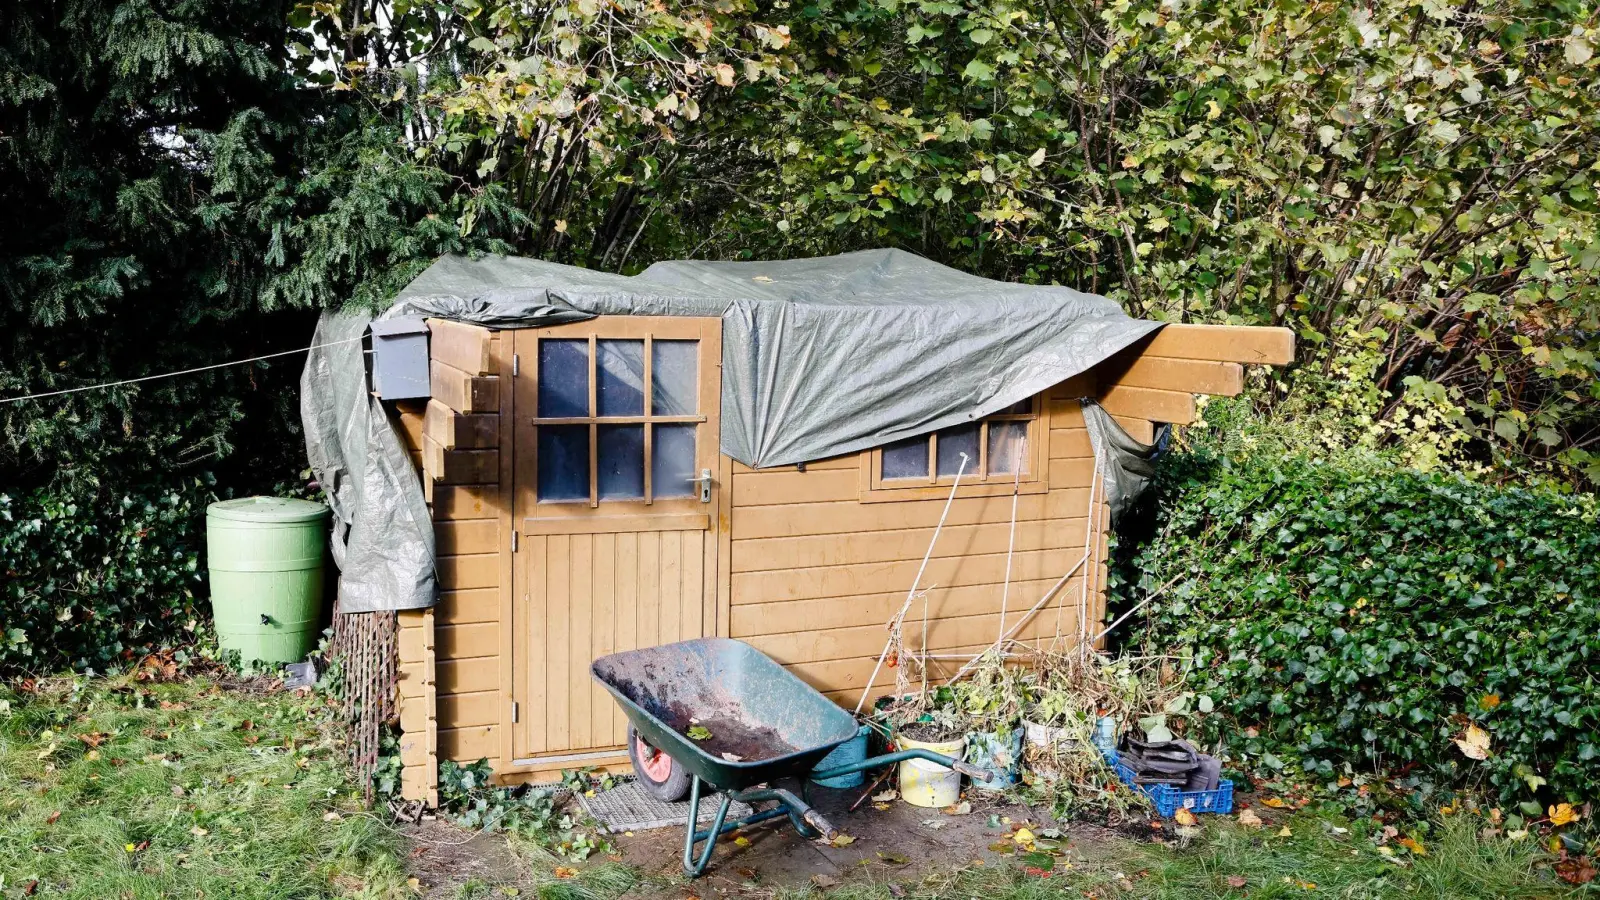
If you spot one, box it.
[302,249,1165,612]
[386,250,1163,467]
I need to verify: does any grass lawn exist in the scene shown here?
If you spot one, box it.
[0,670,410,899]
[0,671,1585,899]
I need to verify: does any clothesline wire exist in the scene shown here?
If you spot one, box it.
[0,335,368,404]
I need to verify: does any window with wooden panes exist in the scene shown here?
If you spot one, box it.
[533,336,702,505]
[863,399,1050,500]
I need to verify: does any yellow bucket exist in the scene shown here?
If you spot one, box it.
[896,733,966,808]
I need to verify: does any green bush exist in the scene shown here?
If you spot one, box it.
[1133,448,1600,809]
[0,476,212,673]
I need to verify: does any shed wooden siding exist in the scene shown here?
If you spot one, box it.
[381,319,1291,800]
[727,376,1110,708]
[394,320,506,803]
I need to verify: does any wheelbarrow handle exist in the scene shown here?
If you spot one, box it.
[950,760,997,783]
[816,748,996,783]
[802,807,840,842]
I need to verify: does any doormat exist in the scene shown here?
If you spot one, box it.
[580,780,756,834]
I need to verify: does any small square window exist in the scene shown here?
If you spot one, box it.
[936,423,980,476]
[881,436,929,480]
[871,398,1044,496]
[538,425,589,502]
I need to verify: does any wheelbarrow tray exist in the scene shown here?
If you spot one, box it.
[592,638,858,791]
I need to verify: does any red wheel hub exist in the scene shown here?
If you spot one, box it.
[635,734,674,782]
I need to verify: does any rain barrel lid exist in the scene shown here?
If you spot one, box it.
[207,496,331,524]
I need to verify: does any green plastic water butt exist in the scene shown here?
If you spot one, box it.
[206,497,331,665]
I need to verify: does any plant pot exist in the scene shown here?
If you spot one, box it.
[810,724,871,788]
[896,733,966,808]
[965,727,1024,791]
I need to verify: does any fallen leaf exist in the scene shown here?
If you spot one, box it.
[1019,852,1054,871]
[1013,827,1036,844]
[942,801,971,815]
[1454,723,1491,760]
[553,867,578,879]
[1226,875,1247,888]
[686,725,712,741]
[888,884,906,898]
[323,811,343,822]
[45,810,60,825]
[23,880,38,896]
[1174,808,1198,827]
[1557,855,1597,885]
[829,833,856,847]
[1277,826,1293,837]
[191,825,208,837]
[1550,803,1580,827]
[76,732,108,748]
[921,818,947,830]
[1261,797,1288,808]
[1399,836,1427,856]
[1237,808,1262,828]
[733,836,751,847]
[406,876,422,892]
[810,874,840,888]
[872,789,898,802]
[878,851,910,865]
[734,866,759,881]
[1479,694,1501,710]
[873,803,891,811]
[719,752,745,762]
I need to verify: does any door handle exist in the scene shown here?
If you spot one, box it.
[690,468,712,503]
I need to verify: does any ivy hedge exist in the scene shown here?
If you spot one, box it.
[1134,451,1600,808]
[0,477,211,673]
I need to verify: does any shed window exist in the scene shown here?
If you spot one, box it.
[873,399,1042,490]
[534,336,701,505]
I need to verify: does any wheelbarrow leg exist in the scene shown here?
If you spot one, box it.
[682,776,734,878]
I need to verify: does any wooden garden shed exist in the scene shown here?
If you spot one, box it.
[332,252,1293,804]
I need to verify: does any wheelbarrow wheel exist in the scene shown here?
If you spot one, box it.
[628,725,691,801]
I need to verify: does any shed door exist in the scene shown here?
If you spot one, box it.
[510,317,722,764]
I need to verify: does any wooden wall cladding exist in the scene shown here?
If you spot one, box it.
[427,318,500,376]
[395,320,504,802]
[726,385,1111,710]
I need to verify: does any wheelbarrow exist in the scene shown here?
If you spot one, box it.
[592,638,992,877]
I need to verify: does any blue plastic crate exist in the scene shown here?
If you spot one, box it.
[1104,749,1233,818]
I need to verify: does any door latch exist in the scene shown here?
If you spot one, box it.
[694,468,712,503]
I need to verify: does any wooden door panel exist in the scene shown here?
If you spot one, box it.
[510,317,721,764]
[519,525,708,755]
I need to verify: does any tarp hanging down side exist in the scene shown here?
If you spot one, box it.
[1081,400,1170,524]
[383,249,1164,468]
[300,310,436,613]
